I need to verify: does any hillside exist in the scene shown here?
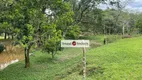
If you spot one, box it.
[64,36,142,80]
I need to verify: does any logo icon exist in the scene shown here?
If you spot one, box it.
[72,41,76,46]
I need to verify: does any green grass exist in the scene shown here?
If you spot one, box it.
[0,48,83,80]
[86,36,142,80]
[1,36,142,80]
[63,36,142,80]
[80,35,122,49]
[79,35,122,44]
[0,36,4,39]
[79,35,104,42]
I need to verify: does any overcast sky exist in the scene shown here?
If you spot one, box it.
[99,0,142,12]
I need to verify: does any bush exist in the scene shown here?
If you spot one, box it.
[104,35,122,44]
[0,44,5,53]
[90,41,102,48]
[122,35,131,39]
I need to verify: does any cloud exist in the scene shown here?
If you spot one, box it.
[98,0,142,12]
[126,0,142,12]
[98,4,108,10]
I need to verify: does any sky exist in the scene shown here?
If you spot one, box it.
[99,0,142,12]
[127,0,142,12]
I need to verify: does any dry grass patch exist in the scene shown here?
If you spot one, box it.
[0,40,24,64]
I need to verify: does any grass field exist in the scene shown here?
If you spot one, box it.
[0,36,4,39]
[0,48,83,80]
[63,36,142,80]
[0,36,142,80]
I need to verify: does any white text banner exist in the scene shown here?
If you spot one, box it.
[61,40,90,47]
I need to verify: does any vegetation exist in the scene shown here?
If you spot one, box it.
[1,0,142,80]
[62,36,142,80]
[0,48,82,80]
[0,36,142,80]
[0,44,5,53]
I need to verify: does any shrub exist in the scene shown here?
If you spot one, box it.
[104,35,122,44]
[65,25,80,39]
[90,41,102,48]
[122,35,131,39]
[0,44,5,53]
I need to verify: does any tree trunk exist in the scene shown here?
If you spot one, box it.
[24,47,30,68]
[52,51,54,59]
[122,25,125,35]
[12,35,14,39]
[4,32,7,39]
[8,34,10,39]
[37,22,42,48]
[104,38,107,45]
